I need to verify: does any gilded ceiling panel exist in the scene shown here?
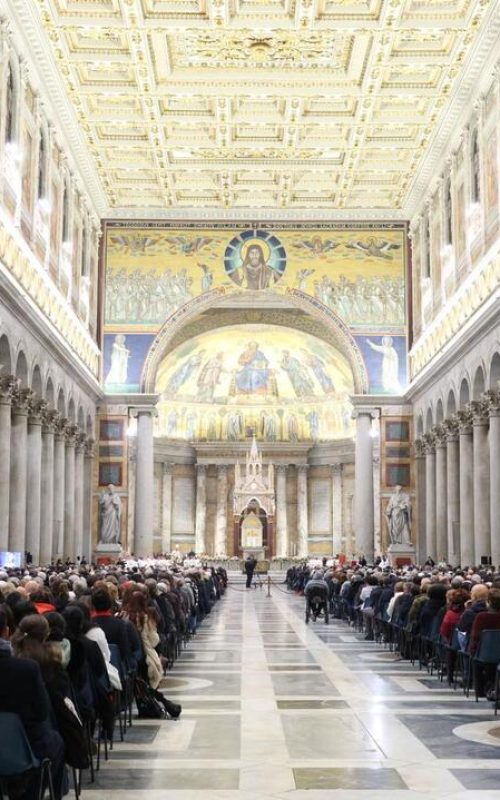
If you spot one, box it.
[27,0,496,211]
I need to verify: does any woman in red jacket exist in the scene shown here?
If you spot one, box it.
[440,589,470,643]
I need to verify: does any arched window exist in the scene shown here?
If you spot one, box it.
[37,129,47,199]
[471,128,480,203]
[62,181,70,242]
[444,176,452,246]
[5,62,15,144]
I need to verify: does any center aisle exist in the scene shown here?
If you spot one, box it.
[87,584,500,799]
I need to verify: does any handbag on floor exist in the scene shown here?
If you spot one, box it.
[153,689,182,719]
[134,677,165,719]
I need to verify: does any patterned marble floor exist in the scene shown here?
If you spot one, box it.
[83,584,500,798]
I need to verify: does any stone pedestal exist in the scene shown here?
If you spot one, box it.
[387,542,417,568]
[94,542,122,564]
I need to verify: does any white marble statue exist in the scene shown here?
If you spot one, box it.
[99,484,122,544]
[386,485,412,546]
[105,334,130,386]
[366,336,400,392]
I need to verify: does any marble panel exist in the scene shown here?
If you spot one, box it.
[451,769,500,789]
[398,714,500,759]
[271,672,339,697]
[277,699,348,709]
[293,767,407,790]
[82,768,240,790]
[282,715,382,759]
[266,649,317,664]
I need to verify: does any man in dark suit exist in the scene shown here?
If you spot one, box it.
[244,555,258,589]
[0,607,66,799]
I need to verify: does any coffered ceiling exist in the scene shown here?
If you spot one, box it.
[9,0,500,216]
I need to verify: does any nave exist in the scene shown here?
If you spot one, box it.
[85,585,500,799]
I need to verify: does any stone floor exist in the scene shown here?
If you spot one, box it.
[83,582,500,798]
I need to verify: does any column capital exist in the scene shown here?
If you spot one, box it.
[432,423,448,448]
[482,389,500,417]
[276,464,288,475]
[196,463,207,475]
[297,464,309,474]
[0,375,19,404]
[456,409,473,434]
[217,464,228,475]
[331,463,344,475]
[130,402,158,419]
[11,388,34,415]
[469,400,489,426]
[75,432,87,453]
[64,423,79,446]
[28,398,48,425]
[54,416,69,440]
[414,437,426,457]
[163,461,175,475]
[422,432,436,454]
[84,437,95,458]
[41,408,60,434]
[352,407,380,420]
[443,417,460,441]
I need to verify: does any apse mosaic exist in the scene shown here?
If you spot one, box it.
[154,325,355,443]
[103,223,408,402]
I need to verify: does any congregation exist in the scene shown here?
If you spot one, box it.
[287,560,500,704]
[0,557,226,799]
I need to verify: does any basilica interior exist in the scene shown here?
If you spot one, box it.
[0,0,499,570]
[4,2,500,799]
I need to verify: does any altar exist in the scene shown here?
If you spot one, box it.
[233,436,276,557]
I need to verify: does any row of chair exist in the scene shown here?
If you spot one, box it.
[332,596,500,711]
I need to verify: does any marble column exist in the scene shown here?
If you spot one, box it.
[423,432,436,560]
[63,424,77,560]
[470,400,491,564]
[73,433,86,560]
[195,464,207,555]
[82,438,94,561]
[25,399,47,565]
[353,410,376,562]
[487,391,500,567]
[53,417,67,557]
[444,417,460,566]
[39,410,57,565]
[0,376,16,551]
[433,424,448,563]
[275,465,288,558]
[414,439,427,565]
[215,465,228,556]
[134,410,155,558]
[8,388,32,554]
[297,465,309,558]
[331,463,343,557]
[161,462,174,554]
[457,409,474,567]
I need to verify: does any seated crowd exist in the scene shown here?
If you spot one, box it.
[0,557,227,798]
[287,560,500,701]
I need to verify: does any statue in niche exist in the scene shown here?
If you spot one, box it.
[99,485,121,545]
[386,485,412,546]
